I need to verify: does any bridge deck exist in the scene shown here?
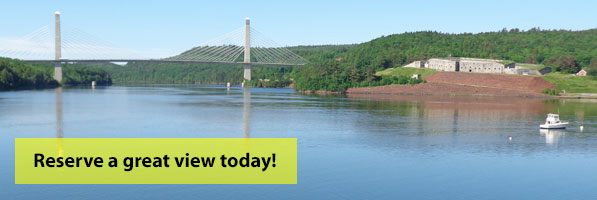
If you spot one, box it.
[23,59,304,67]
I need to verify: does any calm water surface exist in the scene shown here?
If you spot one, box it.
[2,85,597,199]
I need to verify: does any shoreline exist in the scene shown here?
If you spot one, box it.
[345,90,597,99]
[343,86,597,99]
[345,90,554,98]
[344,82,553,98]
[556,94,597,99]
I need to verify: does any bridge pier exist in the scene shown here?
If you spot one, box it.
[243,17,251,82]
[244,64,251,81]
[54,11,62,83]
[54,62,62,82]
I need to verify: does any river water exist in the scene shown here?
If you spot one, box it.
[1,85,597,199]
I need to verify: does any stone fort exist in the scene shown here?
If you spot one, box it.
[404,58,545,75]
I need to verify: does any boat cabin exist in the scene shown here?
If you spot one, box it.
[545,113,562,124]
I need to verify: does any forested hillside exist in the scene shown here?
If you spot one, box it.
[61,63,112,85]
[0,58,57,90]
[293,28,597,92]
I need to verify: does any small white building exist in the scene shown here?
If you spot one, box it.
[576,69,587,76]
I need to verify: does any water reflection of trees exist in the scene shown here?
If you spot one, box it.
[345,95,553,133]
[334,95,561,151]
[329,94,597,153]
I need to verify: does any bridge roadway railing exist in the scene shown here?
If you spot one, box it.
[22,59,304,67]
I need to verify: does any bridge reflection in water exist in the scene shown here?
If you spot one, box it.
[53,86,255,140]
[243,88,251,138]
[55,87,63,156]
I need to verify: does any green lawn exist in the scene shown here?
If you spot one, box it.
[516,63,548,71]
[376,67,437,78]
[499,60,515,65]
[542,72,597,94]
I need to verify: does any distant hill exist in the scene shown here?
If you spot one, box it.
[0,57,112,90]
[294,28,597,92]
[0,57,57,90]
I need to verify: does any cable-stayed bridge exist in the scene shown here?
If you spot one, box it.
[0,12,308,82]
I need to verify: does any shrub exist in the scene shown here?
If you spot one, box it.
[540,89,560,96]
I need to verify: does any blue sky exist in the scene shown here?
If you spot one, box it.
[1,0,595,57]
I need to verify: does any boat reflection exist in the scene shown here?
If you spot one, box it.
[539,129,565,146]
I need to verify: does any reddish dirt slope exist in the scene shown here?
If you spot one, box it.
[422,72,556,92]
[346,72,556,97]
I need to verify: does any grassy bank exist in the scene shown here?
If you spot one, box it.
[516,63,549,71]
[542,72,597,94]
[375,67,437,78]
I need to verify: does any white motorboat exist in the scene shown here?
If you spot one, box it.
[539,113,568,129]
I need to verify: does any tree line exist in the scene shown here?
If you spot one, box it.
[99,62,294,85]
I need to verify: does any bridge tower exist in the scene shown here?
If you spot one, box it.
[243,17,251,81]
[53,11,62,82]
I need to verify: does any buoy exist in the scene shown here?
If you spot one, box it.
[580,125,584,132]
[508,136,513,141]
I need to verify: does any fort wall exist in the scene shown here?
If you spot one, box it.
[402,58,544,76]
